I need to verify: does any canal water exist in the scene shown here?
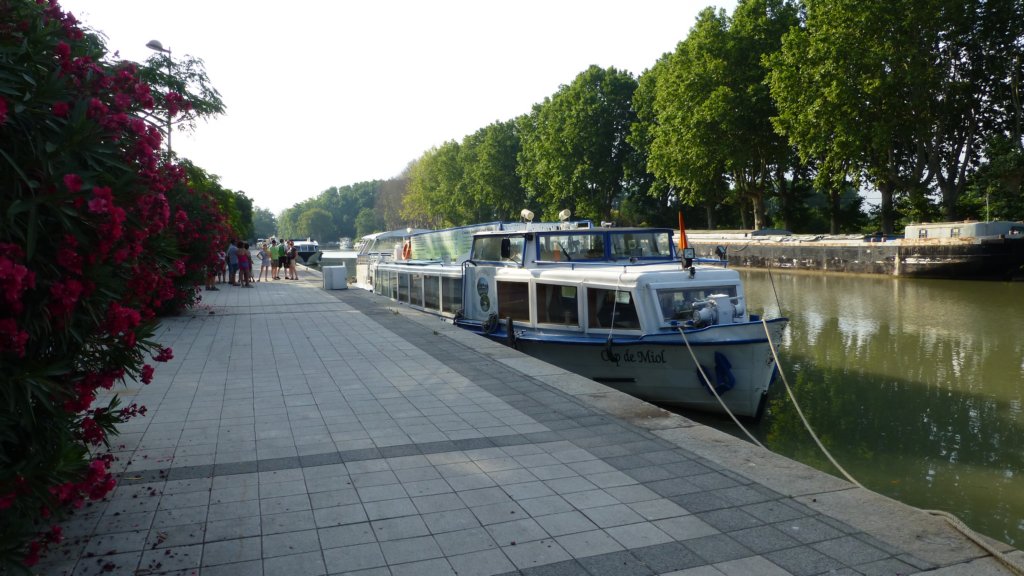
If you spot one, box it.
[692,270,1024,547]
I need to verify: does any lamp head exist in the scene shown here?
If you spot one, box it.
[520,209,534,222]
[146,40,170,53]
[558,209,571,222]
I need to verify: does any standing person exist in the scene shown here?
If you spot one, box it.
[287,240,299,280]
[257,242,271,282]
[226,239,239,286]
[278,239,290,280]
[269,239,280,280]
[205,253,219,291]
[238,241,252,287]
[216,248,226,284]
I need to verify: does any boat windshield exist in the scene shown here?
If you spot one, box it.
[472,235,525,263]
[656,286,738,321]
[537,233,606,261]
[609,231,672,259]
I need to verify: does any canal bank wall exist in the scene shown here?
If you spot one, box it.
[687,237,1024,280]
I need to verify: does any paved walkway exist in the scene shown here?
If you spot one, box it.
[37,268,1021,575]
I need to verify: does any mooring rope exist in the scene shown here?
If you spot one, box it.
[759,318,1024,575]
[676,328,764,449]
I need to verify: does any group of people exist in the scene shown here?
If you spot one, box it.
[205,238,301,290]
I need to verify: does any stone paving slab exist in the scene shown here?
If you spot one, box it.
[35,270,1020,575]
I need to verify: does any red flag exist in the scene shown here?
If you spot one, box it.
[678,212,688,251]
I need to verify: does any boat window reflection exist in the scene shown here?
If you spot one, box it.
[656,286,738,322]
[424,275,440,311]
[536,283,579,326]
[588,289,640,330]
[537,233,606,261]
[497,281,530,321]
[610,232,671,259]
[442,277,462,314]
[473,236,525,263]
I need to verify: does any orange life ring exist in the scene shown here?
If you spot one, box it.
[402,241,411,260]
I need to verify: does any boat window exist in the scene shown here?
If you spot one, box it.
[398,273,410,303]
[1011,226,1023,236]
[442,277,462,314]
[424,275,440,311]
[474,237,498,261]
[918,228,928,238]
[411,274,423,307]
[496,281,530,322]
[587,288,640,330]
[610,231,672,259]
[536,283,579,326]
[537,233,606,261]
[389,271,398,300]
[656,286,737,322]
[950,227,961,238]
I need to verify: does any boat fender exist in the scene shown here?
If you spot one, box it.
[696,351,736,395]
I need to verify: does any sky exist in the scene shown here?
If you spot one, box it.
[59,1,735,215]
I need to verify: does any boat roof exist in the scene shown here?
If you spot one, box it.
[474,226,669,236]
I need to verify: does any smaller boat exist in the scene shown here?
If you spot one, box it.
[354,228,429,288]
[291,239,320,264]
[366,217,788,418]
[686,220,1024,280]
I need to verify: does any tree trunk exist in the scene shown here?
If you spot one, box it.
[751,194,766,230]
[940,180,958,222]
[705,204,715,230]
[829,189,841,234]
[877,180,895,235]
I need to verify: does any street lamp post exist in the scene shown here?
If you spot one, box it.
[145,39,172,153]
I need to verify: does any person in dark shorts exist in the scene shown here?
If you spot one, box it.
[277,240,289,279]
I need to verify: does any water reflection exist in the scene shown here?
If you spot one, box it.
[696,271,1024,546]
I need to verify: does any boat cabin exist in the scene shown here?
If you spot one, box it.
[372,226,748,336]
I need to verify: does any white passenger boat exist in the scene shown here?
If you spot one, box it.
[369,218,788,418]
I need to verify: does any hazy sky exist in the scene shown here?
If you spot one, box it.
[59,1,733,215]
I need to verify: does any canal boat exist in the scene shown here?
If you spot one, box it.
[685,220,1024,280]
[368,218,788,418]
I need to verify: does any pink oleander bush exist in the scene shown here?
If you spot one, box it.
[0,0,230,569]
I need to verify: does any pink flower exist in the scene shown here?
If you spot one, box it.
[52,101,70,117]
[0,96,8,124]
[154,347,173,362]
[54,41,70,61]
[140,364,154,384]
[87,186,113,214]
[63,173,82,193]
[0,318,29,357]
[49,279,84,316]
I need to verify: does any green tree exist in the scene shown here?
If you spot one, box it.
[136,50,225,151]
[355,207,384,237]
[375,175,409,231]
[252,206,277,239]
[403,142,463,227]
[297,207,334,241]
[649,1,798,231]
[517,65,643,221]
[923,0,1024,221]
[459,120,528,221]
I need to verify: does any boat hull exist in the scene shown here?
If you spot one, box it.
[462,320,788,418]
